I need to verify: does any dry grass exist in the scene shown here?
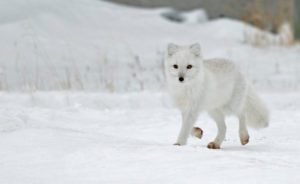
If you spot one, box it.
[241,0,294,46]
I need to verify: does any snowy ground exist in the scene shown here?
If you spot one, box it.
[0,92,300,184]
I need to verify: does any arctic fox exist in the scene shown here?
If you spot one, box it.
[165,43,269,149]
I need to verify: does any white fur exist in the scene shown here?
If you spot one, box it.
[165,43,269,147]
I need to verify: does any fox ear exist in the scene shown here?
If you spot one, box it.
[167,43,179,56]
[190,43,201,56]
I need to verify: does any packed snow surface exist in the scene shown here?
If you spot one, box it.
[0,92,300,183]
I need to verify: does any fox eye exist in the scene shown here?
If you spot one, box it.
[173,64,178,69]
[187,65,193,69]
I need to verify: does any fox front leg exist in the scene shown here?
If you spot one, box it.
[174,127,203,146]
[191,127,203,139]
[207,110,227,149]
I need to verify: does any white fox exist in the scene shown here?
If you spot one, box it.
[165,43,269,149]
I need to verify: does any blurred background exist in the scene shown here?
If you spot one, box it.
[110,0,297,36]
[0,0,299,92]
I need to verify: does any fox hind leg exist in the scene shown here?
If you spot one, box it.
[239,114,250,145]
[226,73,247,114]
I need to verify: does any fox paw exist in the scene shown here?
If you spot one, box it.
[240,135,250,145]
[173,143,181,146]
[207,142,220,149]
[193,127,203,139]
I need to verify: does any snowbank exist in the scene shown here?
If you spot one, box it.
[0,0,299,92]
[161,8,208,24]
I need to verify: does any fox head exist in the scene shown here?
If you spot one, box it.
[165,43,203,84]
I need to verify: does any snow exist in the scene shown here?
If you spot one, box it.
[181,9,208,24]
[0,92,300,183]
[0,0,299,91]
[161,8,208,24]
[0,0,300,183]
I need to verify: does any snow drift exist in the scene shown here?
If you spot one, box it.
[0,0,299,92]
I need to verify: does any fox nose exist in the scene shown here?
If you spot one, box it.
[179,77,184,82]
